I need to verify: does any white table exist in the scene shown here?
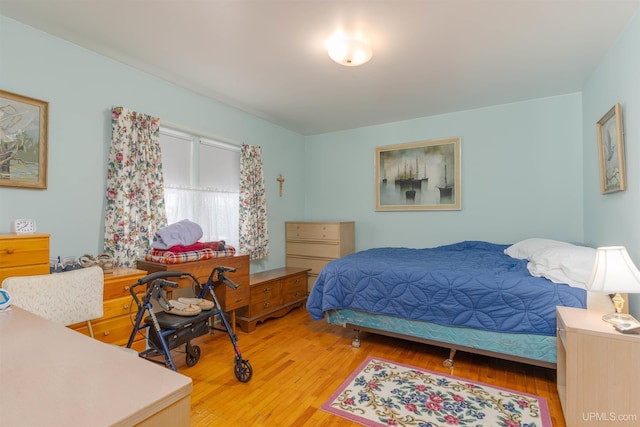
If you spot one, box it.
[0,306,192,426]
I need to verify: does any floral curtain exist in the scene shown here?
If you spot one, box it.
[239,144,269,260]
[104,107,167,267]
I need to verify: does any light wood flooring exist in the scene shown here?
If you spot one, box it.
[170,307,566,426]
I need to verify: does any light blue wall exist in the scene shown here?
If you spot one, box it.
[3,10,639,318]
[0,16,306,272]
[582,10,640,317]
[304,95,585,249]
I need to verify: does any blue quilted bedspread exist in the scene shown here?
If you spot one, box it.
[306,241,586,336]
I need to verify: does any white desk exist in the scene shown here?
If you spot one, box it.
[0,306,192,427]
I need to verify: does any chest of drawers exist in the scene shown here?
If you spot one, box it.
[236,267,309,332]
[70,267,148,351]
[286,222,354,291]
[0,233,50,286]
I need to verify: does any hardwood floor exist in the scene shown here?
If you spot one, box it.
[170,307,566,426]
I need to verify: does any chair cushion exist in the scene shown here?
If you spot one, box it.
[2,267,104,326]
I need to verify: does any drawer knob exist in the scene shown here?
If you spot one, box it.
[293,279,298,284]
[124,286,130,291]
[263,302,270,308]
[263,287,270,293]
[103,330,110,336]
[123,304,129,309]
[6,247,14,254]
[235,298,243,303]
[293,291,299,297]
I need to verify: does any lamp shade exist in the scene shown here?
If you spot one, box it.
[327,35,372,66]
[586,246,640,293]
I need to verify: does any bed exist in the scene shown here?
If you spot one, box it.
[306,239,614,369]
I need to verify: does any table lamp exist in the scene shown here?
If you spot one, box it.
[586,246,640,324]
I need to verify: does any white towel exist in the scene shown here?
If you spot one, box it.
[151,219,203,249]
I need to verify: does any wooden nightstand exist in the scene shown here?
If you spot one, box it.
[556,306,640,426]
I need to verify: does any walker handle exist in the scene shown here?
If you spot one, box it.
[131,271,185,290]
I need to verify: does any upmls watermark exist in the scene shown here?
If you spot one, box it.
[582,412,638,422]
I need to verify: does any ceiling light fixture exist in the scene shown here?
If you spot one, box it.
[327,33,372,67]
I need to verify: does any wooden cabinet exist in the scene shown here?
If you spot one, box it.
[136,255,250,333]
[70,267,148,351]
[556,306,640,426]
[0,233,50,286]
[286,222,354,291]
[236,267,309,333]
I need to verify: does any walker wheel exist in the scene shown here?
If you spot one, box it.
[185,344,201,367]
[234,355,253,382]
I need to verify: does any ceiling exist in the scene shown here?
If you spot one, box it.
[2,0,638,135]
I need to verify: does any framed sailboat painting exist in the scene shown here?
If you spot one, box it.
[0,90,48,189]
[375,137,461,211]
[596,103,625,194]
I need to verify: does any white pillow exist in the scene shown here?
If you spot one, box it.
[504,238,573,260]
[505,238,596,289]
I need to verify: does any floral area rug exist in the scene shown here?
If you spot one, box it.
[321,356,551,427]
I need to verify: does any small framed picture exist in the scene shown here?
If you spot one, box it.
[0,89,49,189]
[596,103,625,194]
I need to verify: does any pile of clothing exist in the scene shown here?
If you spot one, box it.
[146,219,236,264]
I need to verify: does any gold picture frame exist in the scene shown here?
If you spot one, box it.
[0,89,48,189]
[596,103,625,194]
[375,137,461,211]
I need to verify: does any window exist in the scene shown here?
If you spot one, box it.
[159,127,240,248]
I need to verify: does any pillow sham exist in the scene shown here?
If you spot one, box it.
[505,238,596,289]
[504,238,573,260]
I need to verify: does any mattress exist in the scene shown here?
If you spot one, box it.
[307,241,586,336]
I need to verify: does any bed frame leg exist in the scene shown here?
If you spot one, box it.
[352,329,361,348]
[443,348,456,371]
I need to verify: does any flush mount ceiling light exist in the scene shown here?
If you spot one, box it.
[326,33,373,66]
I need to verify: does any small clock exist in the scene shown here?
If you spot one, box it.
[11,219,37,234]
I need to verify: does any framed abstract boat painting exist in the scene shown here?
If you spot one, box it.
[375,137,461,211]
[0,90,48,189]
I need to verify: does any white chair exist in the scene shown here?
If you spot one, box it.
[2,266,104,337]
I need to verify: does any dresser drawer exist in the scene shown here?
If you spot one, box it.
[286,222,342,241]
[250,280,281,304]
[282,275,307,305]
[71,320,146,351]
[0,264,50,284]
[248,299,279,317]
[86,315,138,346]
[286,256,332,275]
[286,241,342,258]
[0,235,49,268]
[103,267,147,299]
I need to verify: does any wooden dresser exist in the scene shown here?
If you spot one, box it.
[136,255,250,333]
[0,233,50,286]
[69,267,148,351]
[236,267,309,333]
[285,222,355,291]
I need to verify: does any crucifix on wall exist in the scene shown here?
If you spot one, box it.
[277,174,284,197]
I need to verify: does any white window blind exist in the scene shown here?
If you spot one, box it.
[159,127,240,248]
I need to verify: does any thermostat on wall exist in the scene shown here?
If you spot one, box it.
[11,219,37,234]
